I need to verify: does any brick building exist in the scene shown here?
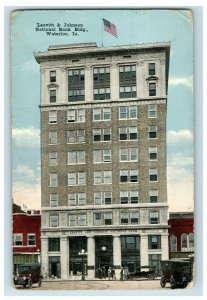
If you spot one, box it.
[13,206,41,272]
[34,42,170,279]
[168,212,194,259]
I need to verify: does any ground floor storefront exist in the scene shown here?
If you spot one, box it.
[41,228,169,280]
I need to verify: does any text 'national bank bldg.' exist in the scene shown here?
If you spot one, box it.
[34,42,170,279]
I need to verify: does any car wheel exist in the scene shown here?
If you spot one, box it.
[147,274,153,280]
[28,279,32,288]
[160,277,166,288]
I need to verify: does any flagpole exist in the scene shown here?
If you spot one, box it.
[102,19,104,47]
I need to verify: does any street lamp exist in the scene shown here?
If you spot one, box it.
[78,249,87,280]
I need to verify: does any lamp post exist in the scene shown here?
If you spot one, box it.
[78,249,87,280]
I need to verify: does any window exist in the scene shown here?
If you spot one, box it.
[149,147,158,160]
[94,192,112,205]
[50,70,56,82]
[170,234,177,252]
[50,90,56,103]
[48,238,60,251]
[94,192,102,205]
[149,63,155,75]
[68,69,85,101]
[119,86,137,98]
[120,191,138,204]
[94,171,112,184]
[149,125,157,139]
[120,170,139,183]
[121,236,140,250]
[130,191,138,203]
[49,111,57,124]
[149,169,158,182]
[49,131,57,144]
[94,213,102,226]
[69,215,77,226]
[93,129,111,142]
[68,172,76,186]
[50,214,59,227]
[104,191,112,204]
[67,110,75,122]
[78,193,86,206]
[49,152,57,166]
[50,173,58,187]
[94,212,112,225]
[181,233,194,252]
[94,88,110,100]
[148,235,161,249]
[68,151,85,164]
[27,234,36,246]
[150,211,159,224]
[130,170,138,182]
[67,109,85,123]
[120,212,129,224]
[93,149,111,163]
[181,233,188,251]
[119,106,127,119]
[104,213,112,225]
[67,130,85,143]
[13,234,23,246]
[68,172,86,186]
[149,254,161,275]
[119,106,138,119]
[149,82,156,96]
[50,193,58,207]
[119,148,138,161]
[78,172,86,185]
[120,191,128,204]
[119,127,138,141]
[68,193,76,206]
[119,65,136,98]
[130,212,139,224]
[78,214,87,226]
[149,190,158,203]
[120,170,128,183]
[189,233,194,251]
[103,108,111,120]
[93,67,110,100]
[148,104,157,118]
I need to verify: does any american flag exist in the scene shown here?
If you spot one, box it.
[103,18,118,38]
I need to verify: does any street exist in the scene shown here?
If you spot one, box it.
[15,279,170,290]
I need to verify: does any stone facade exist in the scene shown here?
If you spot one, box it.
[35,42,170,279]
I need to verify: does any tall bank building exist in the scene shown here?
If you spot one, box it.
[34,42,170,279]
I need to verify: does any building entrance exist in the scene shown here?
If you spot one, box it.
[95,236,113,278]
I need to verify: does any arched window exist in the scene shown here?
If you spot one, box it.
[170,234,177,252]
[189,233,194,251]
[181,233,188,251]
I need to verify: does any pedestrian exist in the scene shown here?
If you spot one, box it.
[102,266,106,279]
[108,267,111,280]
[111,267,115,280]
[120,267,124,281]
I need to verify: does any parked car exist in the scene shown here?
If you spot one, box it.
[13,263,42,288]
[127,266,156,280]
[160,260,193,289]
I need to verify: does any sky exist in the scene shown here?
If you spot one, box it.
[11,9,194,212]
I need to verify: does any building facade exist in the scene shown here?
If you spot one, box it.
[34,42,170,279]
[13,208,41,272]
[168,212,194,260]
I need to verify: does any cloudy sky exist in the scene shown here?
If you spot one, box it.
[11,9,194,212]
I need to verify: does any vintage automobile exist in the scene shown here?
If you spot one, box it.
[127,266,156,280]
[160,260,193,289]
[13,263,42,288]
